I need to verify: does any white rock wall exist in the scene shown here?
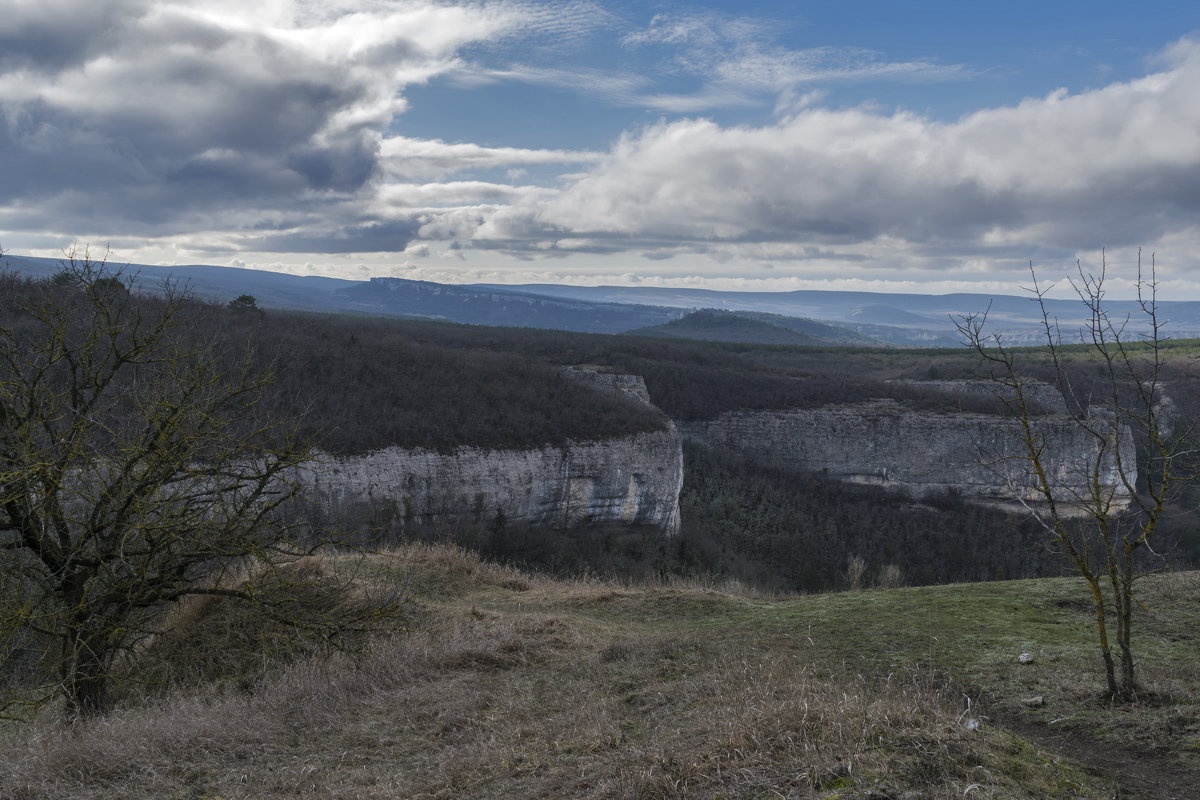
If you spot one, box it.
[686,403,1136,503]
[297,428,683,533]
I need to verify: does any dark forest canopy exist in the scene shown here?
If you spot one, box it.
[8,270,1199,456]
[0,274,664,456]
[324,315,1070,421]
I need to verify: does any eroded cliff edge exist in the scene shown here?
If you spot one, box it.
[684,400,1136,504]
[298,372,684,533]
[296,372,1135,534]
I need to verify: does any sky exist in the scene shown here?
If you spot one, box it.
[3,0,1200,297]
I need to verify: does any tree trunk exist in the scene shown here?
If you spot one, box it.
[1115,560,1139,699]
[61,632,111,721]
[1087,578,1120,698]
[59,573,113,721]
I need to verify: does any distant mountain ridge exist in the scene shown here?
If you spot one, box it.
[0,255,683,333]
[332,277,684,333]
[631,308,882,347]
[7,253,1200,344]
[1,254,359,311]
[475,282,1200,344]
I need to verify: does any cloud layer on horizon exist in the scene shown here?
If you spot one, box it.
[1,0,1199,290]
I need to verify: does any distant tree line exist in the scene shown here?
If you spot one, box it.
[183,306,1067,455]
[676,442,1069,591]
[239,311,668,454]
[299,316,1058,423]
[0,279,672,457]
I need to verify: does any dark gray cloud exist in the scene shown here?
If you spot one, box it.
[1,25,376,197]
[0,1,519,244]
[233,220,422,254]
[0,0,142,73]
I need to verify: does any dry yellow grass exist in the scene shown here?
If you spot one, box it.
[0,544,1156,799]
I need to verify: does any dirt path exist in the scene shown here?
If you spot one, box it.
[1002,718,1197,800]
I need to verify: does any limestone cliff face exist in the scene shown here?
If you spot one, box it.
[299,429,683,532]
[298,369,681,534]
[685,402,1136,503]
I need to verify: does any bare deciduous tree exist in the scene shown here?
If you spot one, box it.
[0,249,316,720]
[957,252,1194,700]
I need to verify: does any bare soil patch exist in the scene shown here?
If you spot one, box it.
[1000,715,1199,800]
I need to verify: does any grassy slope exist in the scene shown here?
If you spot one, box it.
[2,546,1196,799]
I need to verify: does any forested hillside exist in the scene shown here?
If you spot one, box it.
[0,266,1097,449]
[319,315,1059,421]
[2,269,1038,460]
[8,270,1199,593]
[0,273,668,456]
[240,310,671,454]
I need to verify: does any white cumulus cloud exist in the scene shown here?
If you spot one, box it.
[431,38,1200,274]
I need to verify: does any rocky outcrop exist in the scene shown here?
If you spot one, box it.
[298,429,683,533]
[297,369,682,534]
[563,366,653,406]
[684,401,1135,504]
